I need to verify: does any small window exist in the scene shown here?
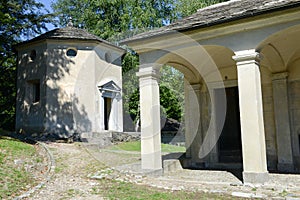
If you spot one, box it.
[66,48,77,57]
[29,50,36,61]
[28,80,40,103]
[105,52,111,63]
[33,81,40,103]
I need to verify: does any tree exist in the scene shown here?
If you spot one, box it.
[0,0,53,130]
[175,0,229,17]
[160,65,184,121]
[52,0,228,130]
[121,50,140,130]
[52,0,177,42]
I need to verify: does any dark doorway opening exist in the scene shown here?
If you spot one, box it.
[216,87,242,163]
[104,97,112,130]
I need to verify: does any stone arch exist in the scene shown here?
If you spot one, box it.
[151,45,239,166]
[288,48,300,81]
[145,48,203,160]
[155,54,201,84]
[202,45,236,83]
[152,45,236,86]
[256,24,300,172]
[153,47,203,85]
[257,24,300,73]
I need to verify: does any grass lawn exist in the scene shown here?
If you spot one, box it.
[108,141,186,153]
[0,131,42,199]
[0,132,241,200]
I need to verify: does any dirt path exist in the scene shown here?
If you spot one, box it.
[28,143,108,200]
[27,142,300,200]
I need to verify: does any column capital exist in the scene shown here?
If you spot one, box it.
[272,72,289,81]
[232,49,260,65]
[136,64,162,80]
[191,83,202,91]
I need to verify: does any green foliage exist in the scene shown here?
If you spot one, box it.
[52,0,177,42]
[0,0,54,130]
[0,57,16,130]
[160,65,184,121]
[175,0,229,17]
[51,0,228,129]
[0,0,229,131]
[122,63,184,129]
[122,51,140,127]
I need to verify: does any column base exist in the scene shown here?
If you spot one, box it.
[141,168,163,177]
[163,159,183,173]
[243,172,269,184]
[141,150,162,170]
[277,163,294,173]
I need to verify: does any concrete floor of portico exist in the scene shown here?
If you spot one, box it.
[114,159,300,199]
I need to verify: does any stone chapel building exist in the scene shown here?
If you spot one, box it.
[15,24,125,138]
[121,0,300,184]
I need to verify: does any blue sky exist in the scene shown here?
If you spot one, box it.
[37,0,56,31]
[37,0,53,11]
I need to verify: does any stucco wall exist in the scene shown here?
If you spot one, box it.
[16,40,123,137]
[45,41,123,136]
[93,47,123,132]
[16,42,47,134]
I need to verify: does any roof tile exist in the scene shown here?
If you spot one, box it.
[16,26,124,51]
[121,0,300,43]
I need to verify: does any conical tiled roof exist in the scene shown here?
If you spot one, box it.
[16,26,123,51]
[31,26,101,41]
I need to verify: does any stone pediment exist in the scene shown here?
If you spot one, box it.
[98,81,121,98]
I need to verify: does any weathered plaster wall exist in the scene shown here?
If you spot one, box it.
[45,42,94,136]
[44,41,123,136]
[16,42,47,134]
[94,45,123,132]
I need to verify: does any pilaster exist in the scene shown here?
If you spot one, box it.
[272,72,294,172]
[184,81,202,162]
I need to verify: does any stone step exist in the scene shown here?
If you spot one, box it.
[80,132,112,139]
[163,159,183,173]
[80,132,112,147]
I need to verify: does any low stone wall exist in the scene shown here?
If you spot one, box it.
[111,132,141,144]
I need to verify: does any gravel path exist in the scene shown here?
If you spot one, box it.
[28,143,106,200]
[26,142,300,200]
